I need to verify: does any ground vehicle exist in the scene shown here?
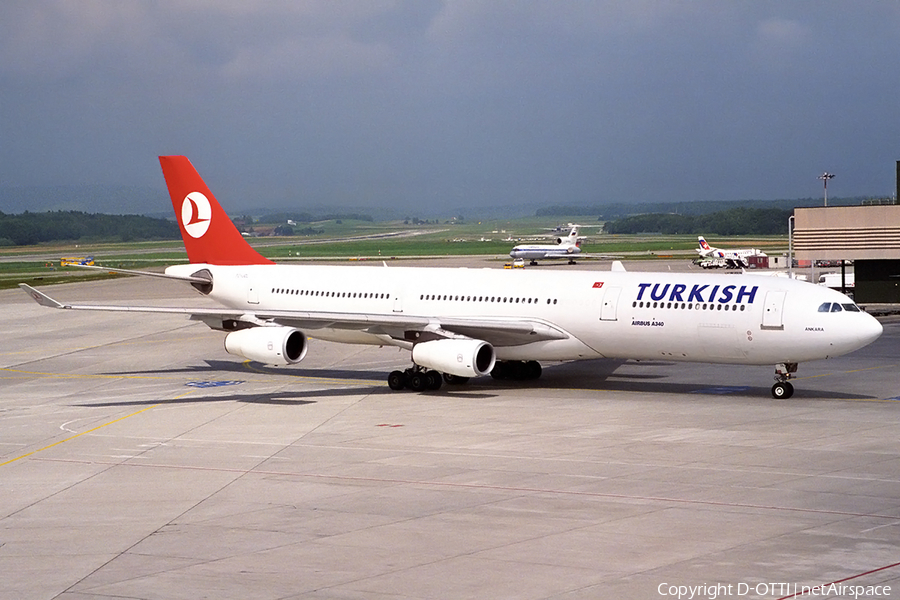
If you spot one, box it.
[819,272,854,289]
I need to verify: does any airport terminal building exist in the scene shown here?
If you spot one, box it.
[794,202,900,303]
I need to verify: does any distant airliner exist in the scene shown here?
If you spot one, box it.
[509,225,581,265]
[696,236,766,269]
[20,157,882,399]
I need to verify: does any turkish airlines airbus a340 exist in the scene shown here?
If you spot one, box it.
[21,156,882,399]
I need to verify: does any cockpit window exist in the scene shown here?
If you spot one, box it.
[818,301,862,313]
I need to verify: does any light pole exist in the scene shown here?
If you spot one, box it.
[818,172,834,206]
[788,214,794,278]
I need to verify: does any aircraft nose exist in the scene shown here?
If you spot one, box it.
[859,312,884,345]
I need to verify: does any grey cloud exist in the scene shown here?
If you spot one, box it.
[2,1,899,213]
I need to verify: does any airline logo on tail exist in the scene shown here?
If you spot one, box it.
[159,155,273,266]
[181,192,211,238]
[698,237,712,252]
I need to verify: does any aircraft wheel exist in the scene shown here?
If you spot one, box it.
[504,362,522,379]
[525,361,542,380]
[408,372,429,392]
[427,371,443,390]
[491,362,510,380]
[388,370,406,391]
[443,373,469,385]
[771,382,794,399]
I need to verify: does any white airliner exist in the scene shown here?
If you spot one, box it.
[20,157,882,399]
[696,236,766,269]
[509,225,581,264]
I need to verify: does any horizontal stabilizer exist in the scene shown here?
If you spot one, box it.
[69,263,212,284]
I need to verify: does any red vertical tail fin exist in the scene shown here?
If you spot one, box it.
[159,156,273,265]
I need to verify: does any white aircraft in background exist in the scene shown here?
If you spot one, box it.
[696,236,766,269]
[509,225,582,265]
[20,157,882,399]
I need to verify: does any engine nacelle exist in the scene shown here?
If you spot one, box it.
[411,338,496,378]
[224,326,308,366]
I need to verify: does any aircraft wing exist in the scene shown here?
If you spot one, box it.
[19,284,568,347]
[268,314,567,346]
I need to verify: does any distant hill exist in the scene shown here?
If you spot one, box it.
[0,186,541,221]
[603,207,792,235]
[537,197,871,220]
[1,184,883,226]
[0,210,179,246]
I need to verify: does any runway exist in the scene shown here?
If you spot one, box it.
[2,268,899,599]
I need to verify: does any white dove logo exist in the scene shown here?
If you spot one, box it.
[181,192,211,238]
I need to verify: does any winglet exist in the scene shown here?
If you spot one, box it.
[19,284,67,309]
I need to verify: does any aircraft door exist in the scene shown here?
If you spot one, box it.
[392,286,403,313]
[761,291,785,330]
[246,275,260,305]
[599,287,621,321]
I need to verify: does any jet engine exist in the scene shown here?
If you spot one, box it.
[411,338,496,378]
[224,326,308,366]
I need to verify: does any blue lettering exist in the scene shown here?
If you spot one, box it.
[719,285,736,303]
[688,284,708,303]
[636,283,652,301]
[735,285,758,303]
[637,282,759,304]
[650,283,670,301]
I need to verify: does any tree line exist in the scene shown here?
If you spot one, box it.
[602,207,792,235]
[0,211,180,246]
[255,212,374,224]
[538,197,866,220]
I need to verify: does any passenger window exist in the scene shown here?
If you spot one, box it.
[818,302,832,312]
[830,303,843,312]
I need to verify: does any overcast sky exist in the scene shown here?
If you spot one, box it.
[2,1,899,214]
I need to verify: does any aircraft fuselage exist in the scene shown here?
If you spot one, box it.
[168,263,882,367]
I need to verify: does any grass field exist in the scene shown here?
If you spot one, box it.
[0,217,789,290]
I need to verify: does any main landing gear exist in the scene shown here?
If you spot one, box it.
[771,362,798,399]
[386,360,543,392]
[490,360,542,381]
[387,367,471,392]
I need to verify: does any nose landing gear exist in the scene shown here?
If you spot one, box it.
[772,362,798,399]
